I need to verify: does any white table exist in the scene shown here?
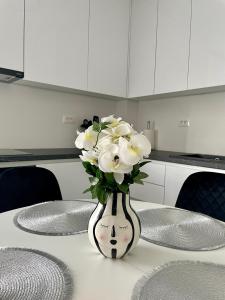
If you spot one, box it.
[0,200,225,300]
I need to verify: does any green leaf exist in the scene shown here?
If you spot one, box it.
[100,122,110,130]
[83,187,92,194]
[89,177,99,185]
[117,183,129,194]
[92,122,101,132]
[139,160,151,168]
[96,168,103,180]
[90,185,97,199]
[95,184,108,204]
[134,180,144,185]
[82,161,97,176]
[139,172,148,179]
[104,173,115,185]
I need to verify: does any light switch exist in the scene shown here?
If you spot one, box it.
[178,120,190,127]
[62,115,76,124]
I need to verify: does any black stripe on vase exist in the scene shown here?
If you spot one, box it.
[111,192,117,216]
[128,191,141,232]
[93,204,106,257]
[111,248,117,259]
[122,193,135,257]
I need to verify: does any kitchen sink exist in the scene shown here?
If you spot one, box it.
[170,153,225,161]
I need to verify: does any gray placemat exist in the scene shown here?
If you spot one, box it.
[0,247,73,300]
[14,200,96,236]
[132,261,225,300]
[138,207,225,250]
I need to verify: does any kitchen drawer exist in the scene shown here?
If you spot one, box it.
[130,182,164,204]
[142,162,165,186]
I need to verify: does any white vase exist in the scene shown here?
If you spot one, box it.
[88,192,141,259]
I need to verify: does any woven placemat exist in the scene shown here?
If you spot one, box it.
[132,261,225,300]
[138,207,225,250]
[0,247,73,300]
[14,200,96,236]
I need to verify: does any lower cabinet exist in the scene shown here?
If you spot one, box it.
[164,163,225,207]
[39,159,225,207]
[164,164,200,207]
[38,161,91,200]
[130,182,164,204]
[130,161,166,204]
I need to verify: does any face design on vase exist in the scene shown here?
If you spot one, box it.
[94,214,133,258]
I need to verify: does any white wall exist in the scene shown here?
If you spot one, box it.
[137,92,225,155]
[0,83,116,148]
[115,99,138,127]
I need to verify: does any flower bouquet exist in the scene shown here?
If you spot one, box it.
[75,115,151,203]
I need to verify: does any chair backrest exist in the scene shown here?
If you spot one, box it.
[0,166,62,213]
[176,171,225,222]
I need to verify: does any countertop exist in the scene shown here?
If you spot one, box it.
[149,150,225,170]
[0,148,81,163]
[0,148,225,171]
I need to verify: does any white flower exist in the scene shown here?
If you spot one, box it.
[98,144,132,184]
[96,135,113,152]
[75,126,98,150]
[101,115,122,128]
[103,122,134,138]
[119,134,151,165]
[79,150,98,165]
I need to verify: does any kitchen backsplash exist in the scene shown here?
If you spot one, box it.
[137,91,225,156]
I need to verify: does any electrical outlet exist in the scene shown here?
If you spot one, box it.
[178,120,190,127]
[62,115,76,124]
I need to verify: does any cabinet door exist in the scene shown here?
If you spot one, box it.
[141,162,165,186]
[164,164,199,207]
[130,182,164,204]
[88,0,130,97]
[38,162,91,200]
[189,0,225,89]
[129,0,158,97]
[25,0,89,90]
[0,0,24,71]
[154,0,191,94]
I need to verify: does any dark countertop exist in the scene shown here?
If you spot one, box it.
[0,148,225,171]
[149,150,225,170]
[0,148,81,163]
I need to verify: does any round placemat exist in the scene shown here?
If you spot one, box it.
[138,207,225,250]
[14,200,96,235]
[132,261,225,300]
[0,247,73,300]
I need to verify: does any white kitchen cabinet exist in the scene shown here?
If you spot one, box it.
[141,161,165,186]
[164,163,225,207]
[0,0,24,71]
[189,0,225,89]
[129,0,158,97]
[25,0,89,90]
[38,162,92,200]
[154,0,191,94]
[130,161,165,204]
[164,164,199,207]
[88,0,130,97]
[130,183,164,204]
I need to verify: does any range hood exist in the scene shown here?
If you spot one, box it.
[0,68,24,83]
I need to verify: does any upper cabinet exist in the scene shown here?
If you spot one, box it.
[24,0,89,90]
[188,0,225,89]
[3,0,223,98]
[154,0,191,94]
[88,0,130,97]
[129,0,158,97]
[0,0,24,71]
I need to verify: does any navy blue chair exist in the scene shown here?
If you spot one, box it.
[0,166,62,213]
[176,172,225,222]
